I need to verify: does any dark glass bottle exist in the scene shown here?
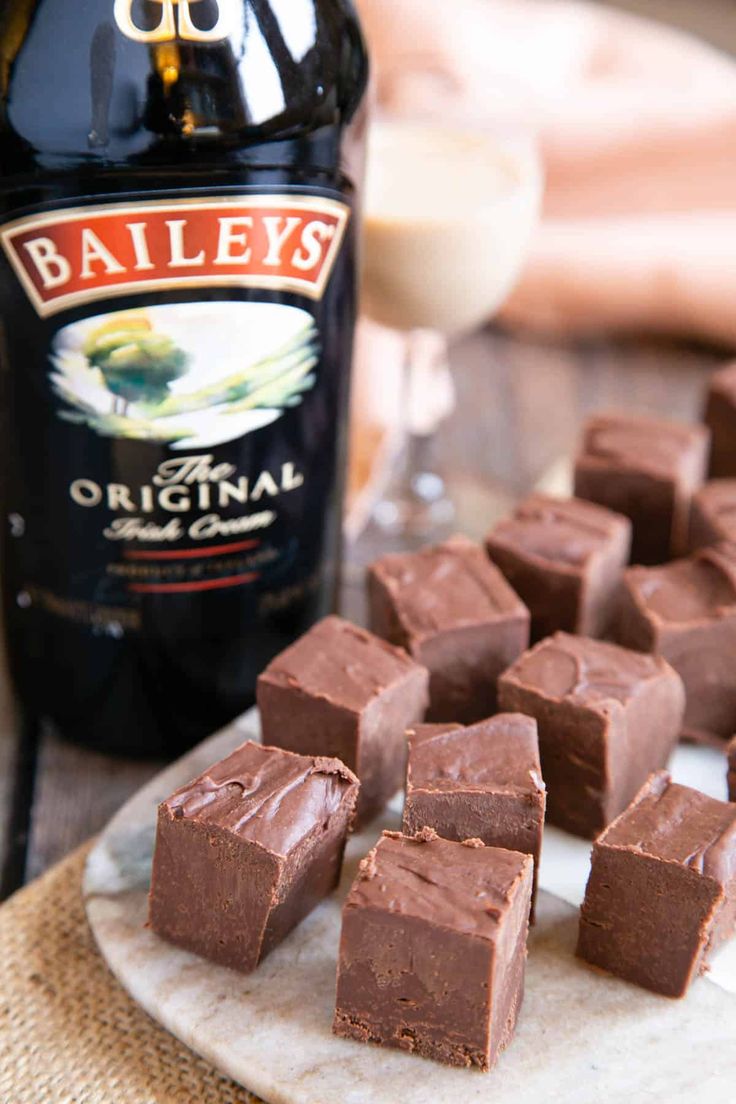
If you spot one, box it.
[0,0,368,757]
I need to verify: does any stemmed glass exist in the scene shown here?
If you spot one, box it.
[362,100,543,539]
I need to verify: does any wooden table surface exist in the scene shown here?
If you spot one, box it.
[0,324,723,900]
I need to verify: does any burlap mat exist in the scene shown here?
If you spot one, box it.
[0,843,263,1104]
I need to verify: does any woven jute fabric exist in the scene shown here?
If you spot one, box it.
[0,843,262,1104]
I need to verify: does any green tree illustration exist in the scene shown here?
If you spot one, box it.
[51,312,320,445]
[83,315,189,413]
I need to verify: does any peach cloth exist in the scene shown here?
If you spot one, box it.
[356,0,736,348]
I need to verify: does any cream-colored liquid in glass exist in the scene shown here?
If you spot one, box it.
[363,121,542,335]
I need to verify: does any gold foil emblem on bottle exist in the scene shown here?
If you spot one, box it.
[113,0,238,44]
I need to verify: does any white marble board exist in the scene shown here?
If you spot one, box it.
[84,710,736,1104]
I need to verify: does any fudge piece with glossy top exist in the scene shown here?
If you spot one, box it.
[486,494,631,641]
[257,616,429,824]
[333,829,533,1071]
[574,412,709,564]
[368,536,529,724]
[149,740,359,972]
[577,772,736,997]
[498,632,685,838]
[403,715,545,918]
[616,544,736,742]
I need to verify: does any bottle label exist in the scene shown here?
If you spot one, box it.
[0,185,356,726]
[1,195,349,317]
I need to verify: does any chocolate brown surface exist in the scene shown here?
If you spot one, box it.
[486,494,631,642]
[367,536,529,724]
[728,736,736,803]
[577,771,736,997]
[402,716,545,919]
[148,741,359,973]
[333,829,532,1072]
[689,480,736,551]
[257,615,429,824]
[497,633,685,838]
[705,363,736,479]
[615,543,736,742]
[574,412,710,564]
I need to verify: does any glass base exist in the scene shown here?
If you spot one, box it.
[372,468,455,540]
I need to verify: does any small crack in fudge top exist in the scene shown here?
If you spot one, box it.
[625,544,736,625]
[345,829,531,939]
[407,716,544,796]
[162,740,358,857]
[259,615,425,710]
[369,535,527,639]
[500,631,677,712]
[487,494,629,569]
[578,412,709,480]
[692,481,736,542]
[600,771,736,883]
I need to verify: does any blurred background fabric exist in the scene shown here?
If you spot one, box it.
[356,0,736,347]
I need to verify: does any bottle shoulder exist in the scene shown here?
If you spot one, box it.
[0,0,369,177]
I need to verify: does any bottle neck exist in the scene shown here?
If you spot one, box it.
[0,0,369,181]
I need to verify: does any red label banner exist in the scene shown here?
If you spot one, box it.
[0,195,350,317]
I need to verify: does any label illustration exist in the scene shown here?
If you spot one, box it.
[51,301,318,448]
[0,195,350,317]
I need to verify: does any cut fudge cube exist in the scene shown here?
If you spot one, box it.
[616,543,736,742]
[574,412,710,564]
[498,632,684,839]
[577,771,736,997]
[705,362,736,478]
[148,741,359,973]
[333,829,533,1071]
[727,736,736,802]
[257,616,429,824]
[403,715,545,919]
[367,536,529,724]
[689,480,736,551]
[486,494,631,642]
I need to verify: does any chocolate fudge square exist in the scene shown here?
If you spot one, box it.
[367,536,529,724]
[616,544,736,742]
[257,616,429,825]
[577,772,736,997]
[486,494,631,642]
[148,741,359,973]
[574,412,710,564]
[689,480,736,551]
[498,633,684,838]
[403,716,545,919]
[728,736,736,802]
[705,362,736,478]
[333,829,533,1071]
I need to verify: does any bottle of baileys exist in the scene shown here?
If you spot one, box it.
[0,0,369,756]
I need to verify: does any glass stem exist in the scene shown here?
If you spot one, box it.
[373,329,455,540]
[399,332,438,482]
